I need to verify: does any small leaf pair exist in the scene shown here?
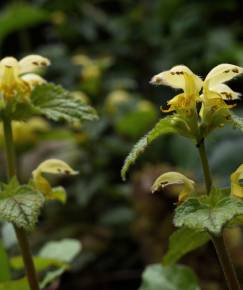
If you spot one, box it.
[152,163,243,202]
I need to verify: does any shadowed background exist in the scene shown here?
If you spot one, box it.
[1,1,243,290]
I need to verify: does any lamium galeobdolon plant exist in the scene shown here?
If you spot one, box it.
[0,55,97,290]
[122,64,243,290]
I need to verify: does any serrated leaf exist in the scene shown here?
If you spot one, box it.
[0,182,44,231]
[121,116,177,180]
[0,278,29,290]
[163,228,210,266]
[174,189,243,235]
[30,83,98,125]
[139,264,201,290]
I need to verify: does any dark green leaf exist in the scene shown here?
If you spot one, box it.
[121,116,177,180]
[0,180,44,231]
[115,106,158,138]
[163,228,210,266]
[30,83,98,125]
[0,3,48,41]
[174,189,243,235]
[0,241,11,282]
[139,264,201,290]
[0,278,29,290]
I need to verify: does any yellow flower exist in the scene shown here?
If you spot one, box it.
[0,55,50,101]
[32,159,78,199]
[199,64,243,121]
[201,64,243,104]
[150,65,202,113]
[151,171,195,202]
[72,54,101,80]
[0,117,49,146]
[231,164,243,199]
[203,64,243,100]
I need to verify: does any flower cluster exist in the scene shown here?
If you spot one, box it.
[150,64,243,202]
[150,64,242,114]
[32,159,78,201]
[152,164,243,202]
[0,55,50,102]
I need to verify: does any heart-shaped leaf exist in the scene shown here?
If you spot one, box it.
[174,189,243,235]
[0,179,44,231]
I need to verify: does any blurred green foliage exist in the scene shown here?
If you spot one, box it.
[1,0,243,289]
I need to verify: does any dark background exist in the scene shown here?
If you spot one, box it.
[1,1,243,290]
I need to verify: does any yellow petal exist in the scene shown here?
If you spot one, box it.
[0,56,19,76]
[231,164,243,199]
[150,65,202,94]
[32,159,78,197]
[0,57,19,87]
[151,171,195,202]
[21,73,46,89]
[210,84,241,101]
[19,55,50,74]
[205,64,243,88]
[33,159,78,176]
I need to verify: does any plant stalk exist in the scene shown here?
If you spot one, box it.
[2,115,40,290]
[197,140,241,290]
[197,140,212,194]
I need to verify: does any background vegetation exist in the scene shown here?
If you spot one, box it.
[1,0,243,289]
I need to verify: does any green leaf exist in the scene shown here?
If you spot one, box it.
[0,180,44,231]
[30,83,98,125]
[40,267,66,289]
[115,106,158,138]
[0,241,11,282]
[139,264,201,290]
[163,228,210,266]
[174,189,243,235]
[11,239,81,272]
[0,3,48,41]
[39,239,81,263]
[121,116,177,180]
[0,278,29,290]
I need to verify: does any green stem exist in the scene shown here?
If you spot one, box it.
[197,140,241,290]
[197,140,212,194]
[2,115,40,290]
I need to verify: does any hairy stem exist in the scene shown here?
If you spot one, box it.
[197,140,241,290]
[3,115,40,290]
